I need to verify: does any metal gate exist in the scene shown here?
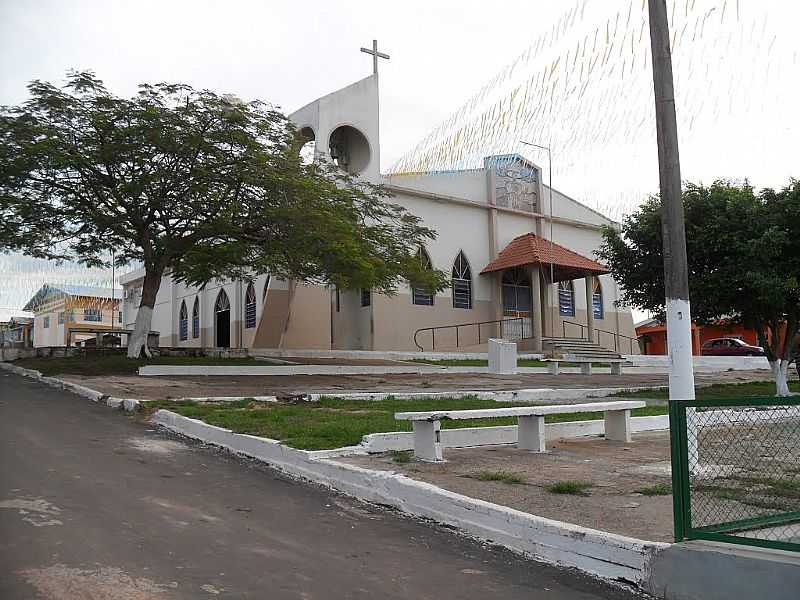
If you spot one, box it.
[670,396,800,552]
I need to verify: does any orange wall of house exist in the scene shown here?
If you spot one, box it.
[637,322,764,356]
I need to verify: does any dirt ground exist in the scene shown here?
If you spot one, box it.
[340,431,676,542]
[60,369,771,400]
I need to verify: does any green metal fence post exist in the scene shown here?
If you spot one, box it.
[669,399,689,542]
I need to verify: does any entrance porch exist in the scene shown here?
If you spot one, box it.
[481,233,611,354]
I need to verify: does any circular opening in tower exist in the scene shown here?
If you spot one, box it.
[297,126,316,165]
[328,125,371,175]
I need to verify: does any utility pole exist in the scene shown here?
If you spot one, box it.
[647,0,695,402]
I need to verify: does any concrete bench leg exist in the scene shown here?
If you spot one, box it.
[610,362,622,375]
[518,415,546,452]
[412,420,443,462]
[580,362,592,375]
[547,361,560,375]
[604,409,632,442]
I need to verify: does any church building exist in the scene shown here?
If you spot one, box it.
[121,50,638,355]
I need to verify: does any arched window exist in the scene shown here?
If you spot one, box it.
[192,297,200,338]
[451,251,472,309]
[178,300,188,341]
[244,283,256,329]
[262,274,271,300]
[412,248,435,306]
[592,278,604,320]
[558,281,575,317]
[214,290,231,348]
[215,290,230,312]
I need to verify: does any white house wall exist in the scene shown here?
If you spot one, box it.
[32,297,119,348]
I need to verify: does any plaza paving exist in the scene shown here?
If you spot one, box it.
[60,368,773,400]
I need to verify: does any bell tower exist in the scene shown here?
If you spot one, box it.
[289,41,388,182]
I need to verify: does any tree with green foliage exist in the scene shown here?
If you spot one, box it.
[599,180,800,396]
[0,71,447,357]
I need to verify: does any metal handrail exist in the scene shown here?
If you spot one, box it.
[413,317,530,352]
[561,319,641,354]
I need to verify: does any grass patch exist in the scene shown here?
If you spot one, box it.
[613,380,800,400]
[696,474,800,512]
[144,396,668,450]
[470,470,526,484]
[390,450,413,464]
[730,475,800,499]
[634,483,672,496]
[546,480,593,496]
[14,354,260,376]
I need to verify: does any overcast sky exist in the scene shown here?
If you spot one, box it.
[1,0,798,321]
[1,0,571,169]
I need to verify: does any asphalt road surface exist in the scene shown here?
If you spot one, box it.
[0,372,644,599]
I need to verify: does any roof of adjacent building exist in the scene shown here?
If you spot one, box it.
[481,233,609,282]
[22,284,122,312]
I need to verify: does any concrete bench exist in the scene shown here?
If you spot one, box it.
[542,358,625,376]
[395,400,646,461]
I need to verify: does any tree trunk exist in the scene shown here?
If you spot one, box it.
[127,267,163,359]
[770,359,791,397]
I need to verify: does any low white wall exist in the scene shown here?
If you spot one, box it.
[624,355,771,371]
[250,348,544,361]
[153,409,665,584]
[361,415,670,452]
[138,364,447,376]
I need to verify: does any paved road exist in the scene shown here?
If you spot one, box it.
[0,372,643,599]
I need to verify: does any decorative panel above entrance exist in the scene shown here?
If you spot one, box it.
[485,154,540,213]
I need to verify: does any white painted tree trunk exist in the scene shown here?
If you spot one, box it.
[770,359,791,397]
[127,305,153,359]
[126,267,163,359]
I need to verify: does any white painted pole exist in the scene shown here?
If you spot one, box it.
[647,0,697,468]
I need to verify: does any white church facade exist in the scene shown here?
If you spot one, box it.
[121,66,638,354]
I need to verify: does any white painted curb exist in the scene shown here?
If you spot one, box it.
[138,364,448,376]
[310,386,664,402]
[623,355,771,371]
[153,409,667,585]
[0,362,141,412]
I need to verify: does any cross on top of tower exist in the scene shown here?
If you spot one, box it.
[360,39,390,75]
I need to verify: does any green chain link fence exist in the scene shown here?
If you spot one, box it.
[670,397,800,552]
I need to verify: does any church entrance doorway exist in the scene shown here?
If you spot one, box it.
[215,290,231,348]
[502,267,533,339]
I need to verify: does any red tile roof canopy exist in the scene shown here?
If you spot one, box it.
[481,233,609,283]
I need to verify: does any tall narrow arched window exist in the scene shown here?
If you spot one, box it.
[192,297,200,338]
[214,290,231,348]
[178,300,188,341]
[592,278,604,320]
[215,289,230,312]
[558,280,575,317]
[244,283,256,329]
[451,251,472,309]
[412,248,435,306]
